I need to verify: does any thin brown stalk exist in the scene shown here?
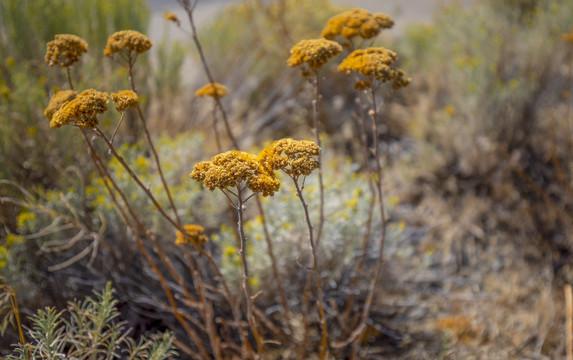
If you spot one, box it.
[93,127,180,230]
[311,70,325,246]
[292,176,328,360]
[66,67,74,90]
[339,98,377,332]
[82,132,208,358]
[349,87,388,359]
[179,0,239,149]
[255,196,294,338]
[127,60,182,227]
[566,284,573,360]
[236,189,264,358]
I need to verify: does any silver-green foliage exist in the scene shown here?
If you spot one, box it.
[5,283,177,360]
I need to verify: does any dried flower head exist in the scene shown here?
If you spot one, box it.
[50,89,109,128]
[111,90,138,112]
[176,224,208,246]
[44,90,78,120]
[104,30,153,56]
[165,13,180,25]
[563,28,573,43]
[45,34,88,67]
[287,38,342,70]
[338,47,410,90]
[321,9,394,41]
[190,151,280,197]
[258,138,320,178]
[195,82,228,99]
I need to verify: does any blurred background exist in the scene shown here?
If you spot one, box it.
[1,0,573,358]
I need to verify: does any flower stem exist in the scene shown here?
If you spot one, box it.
[311,70,325,246]
[293,176,328,360]
[236,188,264,358]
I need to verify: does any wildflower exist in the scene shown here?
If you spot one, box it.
[44,90,78,120]
[338,47,410,90]
[1,86,10,99]
[321,9,394,41]
[165,12,180,26]
[258,138,320,178]
[45,34,88,67]
[287,38,342,70]
[50,89,108,128]
[111,90,138,112]
[175,224,209,246]
[104,30,153,56]
[195,82,228,99]
[563,27,573,43]
[190,150,280,197]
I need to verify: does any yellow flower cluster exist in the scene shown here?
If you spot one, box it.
[287,38,343,69]
[195,82,228,99]
[48,89,109,128]
[258,138,321,178]
[338,47,410,90]
[563,28,573,43]
[44,90,77,120]
[190,150,280,197]
[104,30,153,56]
[45,34,88,67]
[111,90,138,112]
[175,224,209,246]
[321,9,394,41]
[165,13,180,25]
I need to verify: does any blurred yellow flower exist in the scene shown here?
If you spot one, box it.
[321,9,394,41]
[287,38,342,70]
[190,150,280,197]
[44,90,77,120]
[104,30,153,56]
[45,34,88,67]
[111,90,138,112]
[175,224,209,246]
[165,12,180,25]
[49,89,108,128]
[195,82,228,99]
[258,138,320,179]
[338,47,410,90]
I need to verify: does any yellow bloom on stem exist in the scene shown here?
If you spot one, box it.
[338,47,411,90]
[175,224,209,246]
[50,89,109,128]
[195,82,228,99]
[165,12,180,25]
[258,138,320,178]
[190,150,280,197]
[321,9,394,41]
[104,30,153,56]
[44,90,78,120]
[287,38,342,70]
[45,34,88,67]
[111,90,138,112]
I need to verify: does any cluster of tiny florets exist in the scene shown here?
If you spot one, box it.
[104,30,153,56]
[45,34,88,67]
[175,224,208,246]
[49,89,109,128]
[190,151,280,197]
[44,90,78,120]
[338,47,410,90]
[195,82,228,99]
[321,9,394,41]
[111,90,139,112]
[287,38,343,70]
[258,138,321,178]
